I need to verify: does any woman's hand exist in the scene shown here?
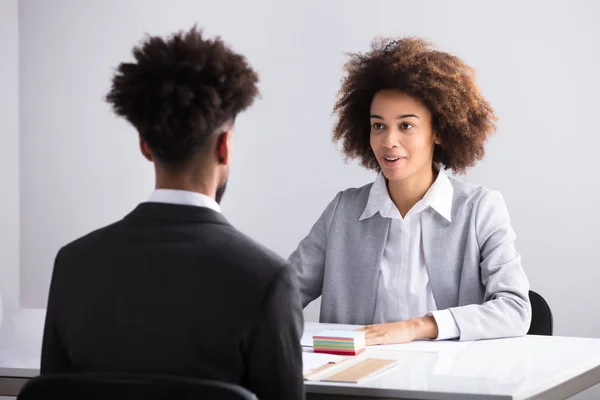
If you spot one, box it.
[356,315,439,345]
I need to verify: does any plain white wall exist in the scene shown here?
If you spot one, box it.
[0,0,19,327]
[17,0,600,344]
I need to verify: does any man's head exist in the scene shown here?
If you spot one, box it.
[106,26,259,202]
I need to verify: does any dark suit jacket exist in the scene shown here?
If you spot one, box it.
[41,202,304,400]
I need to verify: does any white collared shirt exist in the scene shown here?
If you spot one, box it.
[148,189,221,213]
[360,169,460,340]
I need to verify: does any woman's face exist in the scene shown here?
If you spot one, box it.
[369,89,438,182]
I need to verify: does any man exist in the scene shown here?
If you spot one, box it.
[41,27,304,400]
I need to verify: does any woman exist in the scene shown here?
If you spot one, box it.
[290,38,531,344]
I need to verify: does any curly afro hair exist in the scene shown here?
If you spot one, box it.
[333,37,497,174]
[106,26,259,167]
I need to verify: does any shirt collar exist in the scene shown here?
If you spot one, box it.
[148,189,221,213]
[360,173,398,220]
[424,169,453,222]
[359,169,453,222]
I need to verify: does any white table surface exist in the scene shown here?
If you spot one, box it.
[302,323,600,399]
[2,317,600,399]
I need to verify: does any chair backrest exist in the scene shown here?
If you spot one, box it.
[17,373,257,400]
[527,290,553,336]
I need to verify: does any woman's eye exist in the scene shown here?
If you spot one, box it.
[399,122,413,130]
[372,123,385,130]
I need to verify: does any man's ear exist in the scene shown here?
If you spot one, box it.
[139,137,154,162]
[216,130,233,165]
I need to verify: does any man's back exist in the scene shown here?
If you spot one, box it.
[41,202,304,400]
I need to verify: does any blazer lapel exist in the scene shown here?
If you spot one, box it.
[421,211,458,310]
[356,214,390,324]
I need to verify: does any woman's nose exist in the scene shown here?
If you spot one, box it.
[382,130,399,148]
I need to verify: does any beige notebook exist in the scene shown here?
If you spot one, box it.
[321,358,397,383]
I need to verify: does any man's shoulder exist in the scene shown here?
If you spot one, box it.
[223,229,290,278]
[59,220,123,259]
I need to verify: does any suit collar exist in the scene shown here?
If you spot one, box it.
[126,202,231,226]
[148,189,221,213]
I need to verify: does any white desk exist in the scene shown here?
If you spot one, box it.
[1,319,600,399]
[302,323,600,399]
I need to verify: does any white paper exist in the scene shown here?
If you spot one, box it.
[368,339,473,353]
[301,331,317,347]
[302,352,347,374]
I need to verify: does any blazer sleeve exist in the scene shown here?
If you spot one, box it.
[41,249,72,373]
[288,192,341,308]
[449,190,532,341]
[244,266,304,400]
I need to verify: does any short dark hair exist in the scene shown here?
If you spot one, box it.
[106,26,259,167]
[333,37,497,174]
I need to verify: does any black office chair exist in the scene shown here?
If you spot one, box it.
[527,290,553,336]
[17,373,257,400]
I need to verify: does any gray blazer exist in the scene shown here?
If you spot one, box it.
[289,177,532,341]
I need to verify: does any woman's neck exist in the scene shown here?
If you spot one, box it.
[387,165,437,218]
